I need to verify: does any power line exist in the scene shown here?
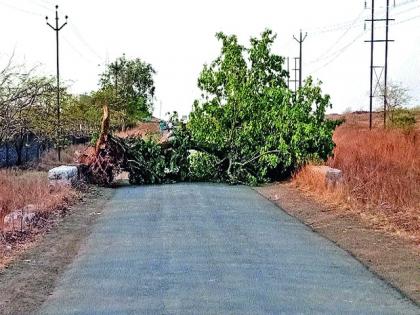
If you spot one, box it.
[306,3,419,70]
[394,12,420,23]
[0,1,103,64]
[308,0,418,36]
[307,1,417,74]
[392,2,420,14]
[24,0,50,11]
[308,31,365,75]
[308,10,365,64]
[0,0,43,16]
[309,10,365,35]
[62,36,95,64]
[395,0,419,7]
[70,24,103,62]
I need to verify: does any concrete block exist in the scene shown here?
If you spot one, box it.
[308,165,343,186]
[48,165,79,186]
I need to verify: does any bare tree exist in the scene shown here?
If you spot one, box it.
[0,57,51,164]
[379,81,412,119]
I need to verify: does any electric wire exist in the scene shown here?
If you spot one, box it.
[308,10,365,64]
[62,35,96,65]
[25,0,51,11]
[0,0,43,17]
[308,0,419,36]
[306,1,420,70]
[70,24,103,62]
[308,31,366,75]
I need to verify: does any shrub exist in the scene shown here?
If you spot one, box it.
[390,109,416,130]
[294,124,420,241]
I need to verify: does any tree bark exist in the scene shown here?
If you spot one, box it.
[15,137,24,166]
[95,103,110,156]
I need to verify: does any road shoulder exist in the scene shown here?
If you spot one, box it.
[0,187,114,315]
[256,182,420,306]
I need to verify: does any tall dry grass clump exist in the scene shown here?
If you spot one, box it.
[294,124,420,242]
[0,169,76,231]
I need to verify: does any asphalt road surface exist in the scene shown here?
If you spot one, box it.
[39,184,419,314]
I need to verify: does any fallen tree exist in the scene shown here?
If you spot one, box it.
[78,30,341,186]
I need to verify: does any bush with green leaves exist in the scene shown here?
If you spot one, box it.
[122,124,192,185]
[188,151,220,182]
[124,138,167,185]
[389,109,416,130]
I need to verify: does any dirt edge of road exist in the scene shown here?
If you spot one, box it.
[256,182,420,307]
[0,187,115,315]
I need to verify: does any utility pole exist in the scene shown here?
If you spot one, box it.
[384,0,391,127]
[293,57,299,92]
[368,0,375,129]
[289,57,300,93]
[365,0,394,129]
[46,5,68,161]
[293,30,307,89]
[110,60,122,95]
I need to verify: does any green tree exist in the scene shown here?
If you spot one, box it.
[100,55,156,128]
[188,30,339,184]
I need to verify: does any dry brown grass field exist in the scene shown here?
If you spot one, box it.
[0,146,83,264]
[0,170,76,232]
[294,111,420,244]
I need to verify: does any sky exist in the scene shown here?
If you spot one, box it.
[0,0,419,117]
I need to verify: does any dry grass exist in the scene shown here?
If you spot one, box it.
[0,169,77,232]
[36,144,87,171]
[294,119,420,244]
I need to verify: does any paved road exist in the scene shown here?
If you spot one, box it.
[39,184,419,314]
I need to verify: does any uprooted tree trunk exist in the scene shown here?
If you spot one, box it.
[95,103,110,156]
[78,103,127,186]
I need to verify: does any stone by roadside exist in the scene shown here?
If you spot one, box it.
[256,182,420,306]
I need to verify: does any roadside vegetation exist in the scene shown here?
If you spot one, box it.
[0,53,155,261]
[0,170,75,224]
[0,169,77,263]
[0,53,155,167]
[294,111,419,243]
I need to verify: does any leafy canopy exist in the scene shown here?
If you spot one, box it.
[187,29,339,184]
[100,54,156,126]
